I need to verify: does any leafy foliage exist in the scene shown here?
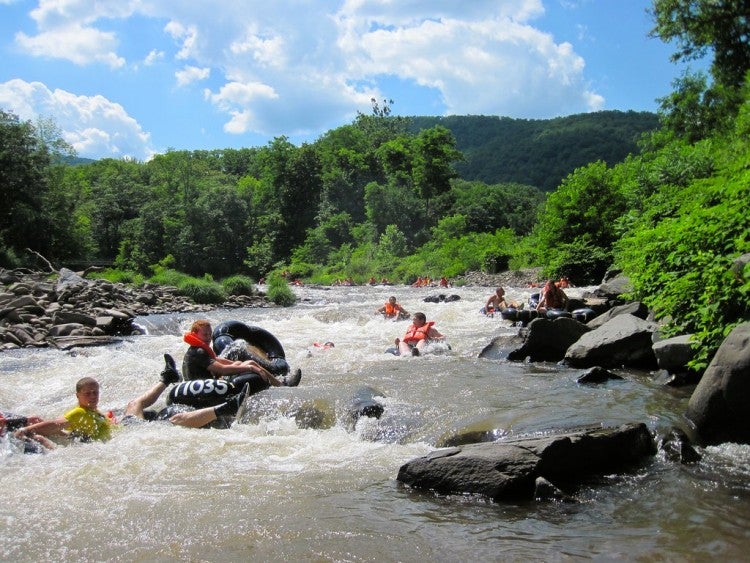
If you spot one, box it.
[222,275,256,296]
[265,271,296,306]
[616,98,750,369]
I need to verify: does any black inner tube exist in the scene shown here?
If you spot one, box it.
[212,320,289,376]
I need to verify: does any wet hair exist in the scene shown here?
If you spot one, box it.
[413,312,427,322]
[190,319,211,333]
[76,377,99,392]
[495,287,505,294]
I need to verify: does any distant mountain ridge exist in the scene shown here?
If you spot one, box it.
[409,110,659,191]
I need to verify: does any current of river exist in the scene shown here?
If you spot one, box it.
[1,283,749,562]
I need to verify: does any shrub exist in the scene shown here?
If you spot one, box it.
[149,267,190,287]
[266,272,296,306]
[222,275,255,296]
[177,278,227,304]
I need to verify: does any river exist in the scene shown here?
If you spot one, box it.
[1,283,749,561]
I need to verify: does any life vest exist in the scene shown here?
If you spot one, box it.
[184,331,217,359]
[403,321,435,343]
[384,303,402,317]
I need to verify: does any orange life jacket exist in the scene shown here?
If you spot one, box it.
[384,302,402,317]
[183,332,217,359]
[403,321,435,343]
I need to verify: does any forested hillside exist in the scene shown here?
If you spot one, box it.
[410,111,659,191]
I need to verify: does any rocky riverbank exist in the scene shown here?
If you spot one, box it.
[0,268,271,351]
[454,268,544,288]
[0,266,549,351]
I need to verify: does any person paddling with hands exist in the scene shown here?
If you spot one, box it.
[14,361,252,446]
[377,296,411,320]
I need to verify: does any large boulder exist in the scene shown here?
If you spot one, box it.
[685,323,750,445]
[564,314,659,369]
[593,273,632,300]
[586,301,649,329]
[478,332,526,360]
[397,423,655,502]
[652,334,696,374]
[507,317,591,363]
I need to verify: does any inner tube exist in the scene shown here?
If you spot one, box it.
[500,307,518,321]
[212,320,289,376]
[516,309,538,324]
[546,309,572,319]
[167,373,270,409]
[167,378,236,408]
[572,308,597,323]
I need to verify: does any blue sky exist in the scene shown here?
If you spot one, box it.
[0,0,707,161]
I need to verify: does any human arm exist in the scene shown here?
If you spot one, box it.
[3,415,43,431]
[208,358,282,387]
[559,289,569,309]
[14,416,69,439]
[428,327,445,340]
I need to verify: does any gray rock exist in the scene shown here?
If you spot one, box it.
[730,253,750,281]
[507,316,591,363]
[652,334,696,374]
[4,295,39,309]
[576,366,623,383]
[52,310,97,326]
[398,423,656,502]
[658,427,701,464]
[478,332,526,360]
[565,314,659,369]
[685,323,750,445]
[594,274,632,300]
[56,267,87,290]
[586,301,649,329]
[47,323,87,337]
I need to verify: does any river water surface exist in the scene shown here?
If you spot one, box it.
[1,283,749,561]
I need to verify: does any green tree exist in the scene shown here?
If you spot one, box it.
[650,0,750,90]
[531,161,626,283]
[411,126,463,221]
[650,0,750,139]
[0,110,52,265]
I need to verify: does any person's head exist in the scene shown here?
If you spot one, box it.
[190,319,212,343]
[388,296,397,304]
[75,377,100,410]
[495,287,505,297]
[412,312,427,325]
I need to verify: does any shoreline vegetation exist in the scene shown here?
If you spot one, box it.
[0,265,546,352]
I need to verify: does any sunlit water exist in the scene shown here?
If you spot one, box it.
[2,284,749,561]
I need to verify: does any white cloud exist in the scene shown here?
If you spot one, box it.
[0,79,154,160]
[164,20,200,61]
[144,49,164,66]
[333,0,601,117]
[16,24,125,68]
[7,0,606,153]
[175,65,210,86]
